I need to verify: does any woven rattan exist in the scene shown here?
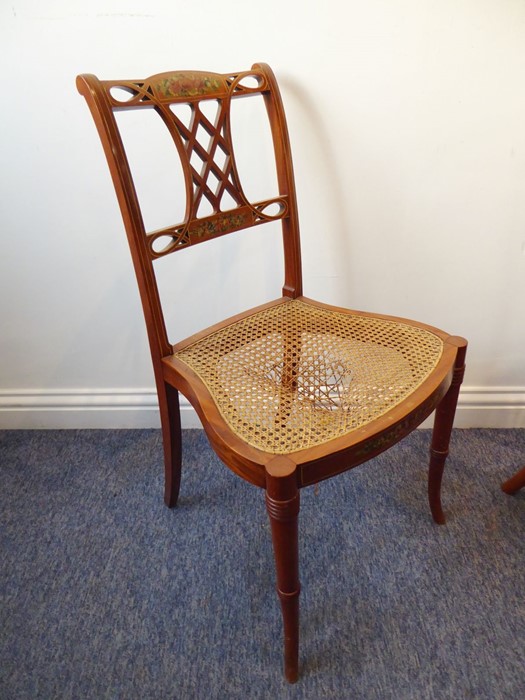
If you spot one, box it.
[176,299,444,453]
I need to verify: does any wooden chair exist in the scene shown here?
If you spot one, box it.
[501,466,525,494]
[77,63,467,682]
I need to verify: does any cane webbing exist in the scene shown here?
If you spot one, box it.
[176,299,444,453]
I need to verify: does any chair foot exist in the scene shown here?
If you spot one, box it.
[159,383,183,508]
[428,337,467,524]
[280,590,300,683]
[265,457,300,683]
[428,447,447,524]
[501,465,525,495]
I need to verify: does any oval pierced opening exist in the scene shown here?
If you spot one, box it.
[260,201,284,218]
[237,74,263,90]
[109,86,137,103]
[151,234,177,255]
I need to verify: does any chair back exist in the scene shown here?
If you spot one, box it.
[77,64,302,359]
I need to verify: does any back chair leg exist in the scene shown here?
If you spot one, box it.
[428,337,468,524]
[159,382,183,508]
[501,465,525,495]
[265,458,301,683]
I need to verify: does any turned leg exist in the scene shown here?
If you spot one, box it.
[158,382,182,508]
[265,457,301,683]
[501,465,525,495]
[428,337,468,524]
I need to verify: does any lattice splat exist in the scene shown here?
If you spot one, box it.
[168,98,244,218]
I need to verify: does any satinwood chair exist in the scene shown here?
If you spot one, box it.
[77,63,467,682]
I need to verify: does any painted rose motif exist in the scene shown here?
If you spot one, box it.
[156,73,224,98]
[190,212,247,239]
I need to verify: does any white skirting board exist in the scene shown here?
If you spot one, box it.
[0,387,524,430]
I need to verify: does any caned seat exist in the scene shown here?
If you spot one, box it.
[173,298,444,454]
[77,63,467,682]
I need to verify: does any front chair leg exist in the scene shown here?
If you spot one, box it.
[265,457,301,683]
[428,337,468,524]
[158,382,183,508]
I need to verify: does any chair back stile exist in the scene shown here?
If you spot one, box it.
[76,64,302,369]
[76,72,171,360]
[257,65,302,298]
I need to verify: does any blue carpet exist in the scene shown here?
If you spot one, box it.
[1,429,524,699]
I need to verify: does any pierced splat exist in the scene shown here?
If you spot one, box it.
[86,69,295,261]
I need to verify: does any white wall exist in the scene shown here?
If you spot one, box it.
[1,0,524,428]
